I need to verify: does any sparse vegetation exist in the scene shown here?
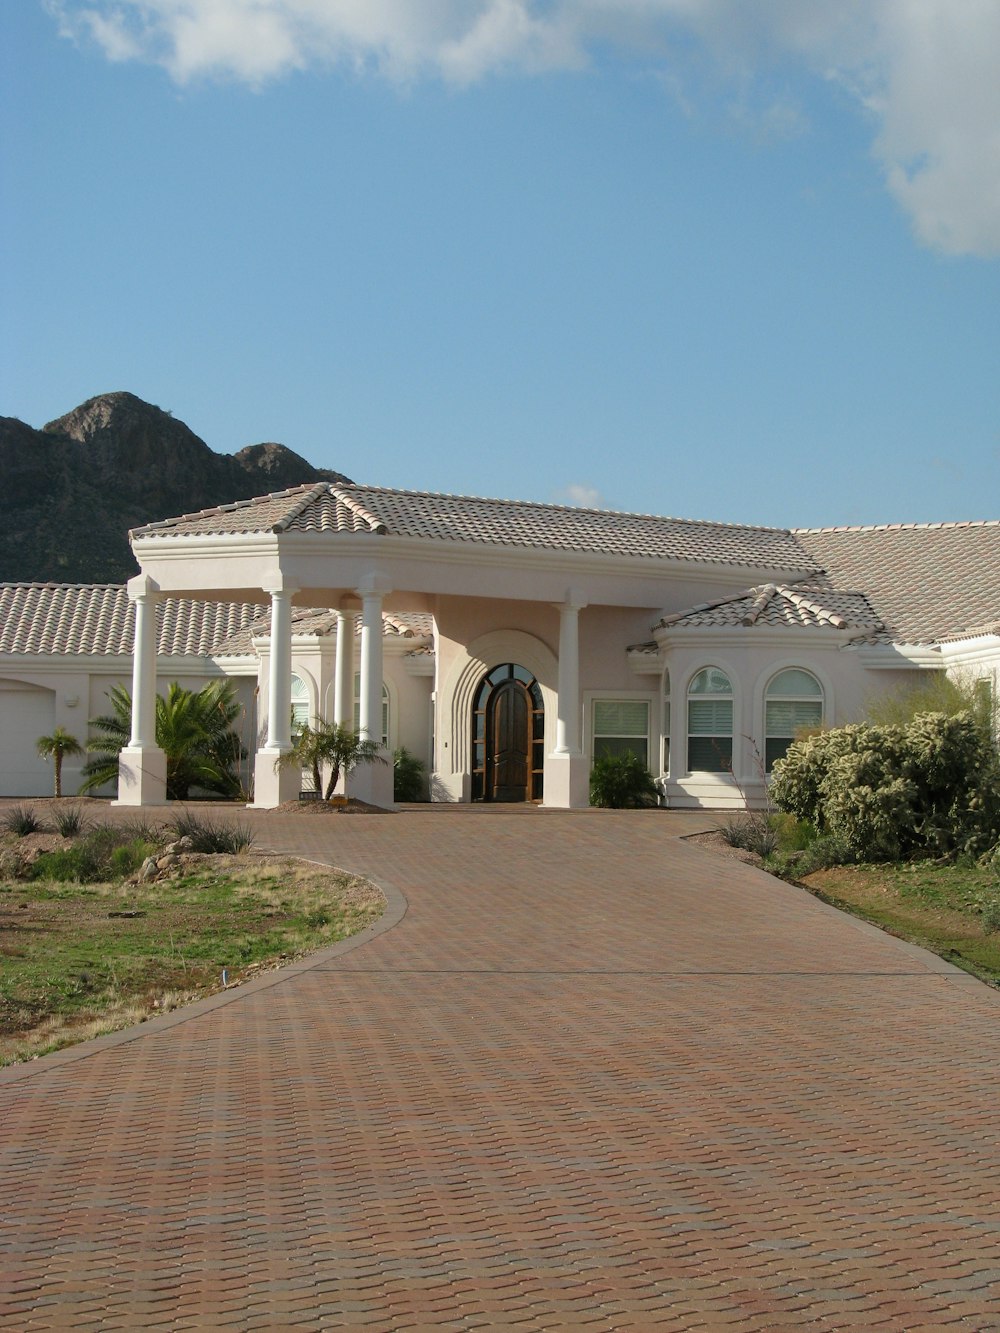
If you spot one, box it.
[53,805,87,838]
[1,804,46,837]
[167,810,256,854]
[0,836,383,1065]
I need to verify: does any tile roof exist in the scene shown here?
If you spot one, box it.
[0,585,433,659]
[132,484,818,571]
[212,607,434,656]
[0,584,257,657]
[794,522,1000,643]
[654,584,887,640]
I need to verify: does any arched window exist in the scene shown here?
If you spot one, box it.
[353,674,390,748]
[687,667,733,773]
[290,675,310,734]
[765,669,823,770]
[662,669,670,773]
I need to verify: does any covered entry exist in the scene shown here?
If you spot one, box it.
[471,664,544,802]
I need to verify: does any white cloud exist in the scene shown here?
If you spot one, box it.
[556,483,605,510]
[50,0,1000,255]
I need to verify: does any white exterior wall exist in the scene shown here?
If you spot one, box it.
[0,658,256,799]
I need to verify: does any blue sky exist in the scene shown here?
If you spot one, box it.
[2,1,999,528]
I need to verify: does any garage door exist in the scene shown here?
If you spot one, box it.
[0,681,57,797]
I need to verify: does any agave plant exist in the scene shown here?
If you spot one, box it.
[81,681,246,801]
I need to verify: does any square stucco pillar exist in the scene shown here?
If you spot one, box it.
[545,593,590,809]
[115,576,167,806]
[252,583,302,808]
[346,580,394,809]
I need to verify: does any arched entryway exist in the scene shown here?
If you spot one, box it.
[471,664,544,802]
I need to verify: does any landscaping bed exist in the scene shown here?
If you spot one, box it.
[0,808,383,1065]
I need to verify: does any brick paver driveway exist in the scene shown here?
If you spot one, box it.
[3,806,1000,1330]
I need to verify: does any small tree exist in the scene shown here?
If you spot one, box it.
[36,727,84,798]
[278,721,387,801]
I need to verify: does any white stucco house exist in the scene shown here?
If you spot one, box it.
[1,483,997,808]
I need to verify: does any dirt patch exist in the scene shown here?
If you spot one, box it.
[271,797,391,815]
[684,828,762,866]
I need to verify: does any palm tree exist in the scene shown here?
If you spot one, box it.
[278,721,386,801]
[36,726,85,798]
[80,681,246,800]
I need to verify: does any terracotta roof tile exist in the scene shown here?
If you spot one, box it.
[133,483,817,571]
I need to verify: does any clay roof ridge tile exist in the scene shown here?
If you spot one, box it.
[270,482,335,533]
[331,487,389,535]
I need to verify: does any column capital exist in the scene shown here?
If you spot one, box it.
[127,572,159,601]
[354,572,393,599]
[261,578,299,598]
[554,588,588,613]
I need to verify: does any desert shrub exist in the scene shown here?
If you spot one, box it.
[718,813,779,857]
[393,747,427,802]
[590,752,658,809]
[53,805,87,838]
[29,826,158,883]
[1,805,45,837]
[980,896,1000,935]
[770,711,1000,862]
[167,810,255,854]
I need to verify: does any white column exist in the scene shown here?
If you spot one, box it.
[252,582,301,808]
[555,599,583,755]
[115,575,167,805]
[266,589,294,750]
[545,591,589,809]
[334,610,354,728]
[358,591,383,742]
[348,575,394,808]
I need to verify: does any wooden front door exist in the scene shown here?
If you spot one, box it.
[487,678,530,802]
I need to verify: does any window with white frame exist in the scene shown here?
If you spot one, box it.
[765,669,823,770]
[353,673,390,747]
[593,699,650,765]
[687,667,733,773]
[290,675,310,734]
[662,669,670,773]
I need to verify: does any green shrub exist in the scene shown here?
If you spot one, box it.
[393,747,427,802]
[167,811,255,854]
[2,805,45,837]
[590,752,659,809]
[980,897,1000,935]
[770,711,1000,862]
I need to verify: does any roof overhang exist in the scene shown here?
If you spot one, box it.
[130,529,818,611]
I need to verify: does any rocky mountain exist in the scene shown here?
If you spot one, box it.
[0,392,352,584]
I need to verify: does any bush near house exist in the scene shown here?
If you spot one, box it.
[769,710,1000,862]
[589,752,659,809]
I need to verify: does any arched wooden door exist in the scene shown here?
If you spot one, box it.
[488,678,529,802]
[471,664,544,802]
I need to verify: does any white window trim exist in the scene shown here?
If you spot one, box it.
[584,689,655,766]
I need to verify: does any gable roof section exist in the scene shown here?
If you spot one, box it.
[132,483,819,572]
[793,522,1000,643]
[212,607,434,656]
[654,584,887,640]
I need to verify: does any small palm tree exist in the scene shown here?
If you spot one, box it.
[36,727,85,798]
[80,681,246,800]
[278,721,386,801]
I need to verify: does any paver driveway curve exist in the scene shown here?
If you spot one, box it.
[2,806,1000,1330]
